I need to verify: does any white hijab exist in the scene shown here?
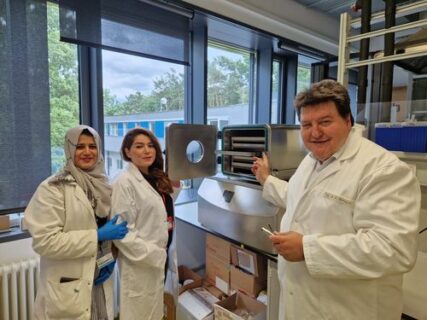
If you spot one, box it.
[63,125,111,218]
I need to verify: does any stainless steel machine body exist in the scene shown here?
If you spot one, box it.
[197,176,284,254]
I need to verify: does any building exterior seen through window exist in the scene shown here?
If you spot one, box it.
[102,50,185,178]
[103,43,255,180]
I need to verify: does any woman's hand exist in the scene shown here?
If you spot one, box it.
[95,260,116,286]
[97,215,128,242]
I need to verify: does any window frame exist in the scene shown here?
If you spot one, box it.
[206,40,257,125]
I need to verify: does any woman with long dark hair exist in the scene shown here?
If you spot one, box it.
[111,127,180,320]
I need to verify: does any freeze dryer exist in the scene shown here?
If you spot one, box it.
[166,124,306,254]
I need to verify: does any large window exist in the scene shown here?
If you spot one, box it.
[2,0,333,218]
[48,2,80,173]
[102,50,185,178]
[207,43,253,126]
[297,54,315,94]
[295,54,321,123]
[271,60,281,124]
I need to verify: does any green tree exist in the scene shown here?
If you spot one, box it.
[48,3,79,170]
[104,88,124,116]
[102,51,250,116]
[208,55,250,108]
[152,69,184,111]
[272,61,279,96]
[122,91,157,114]
[297,64,311,93]
[104,68,185,116]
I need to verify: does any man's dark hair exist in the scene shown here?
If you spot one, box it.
[294,79,354,126]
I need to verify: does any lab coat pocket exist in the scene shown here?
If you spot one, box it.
[46,278,89,318]
[308,190,356,233]
[323,191,355,207]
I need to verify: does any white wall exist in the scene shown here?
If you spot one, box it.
[0,238,37,265]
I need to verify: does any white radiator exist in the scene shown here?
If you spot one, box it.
[0,258,39,320]
[0,258,120,320]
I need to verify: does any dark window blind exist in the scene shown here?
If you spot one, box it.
[58,0,190,65]
[0,0,51,214]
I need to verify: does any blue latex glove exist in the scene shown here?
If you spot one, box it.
[97,215,128,242]
[95,260,116,286]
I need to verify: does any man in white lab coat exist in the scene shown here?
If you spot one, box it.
[252,79,420,320]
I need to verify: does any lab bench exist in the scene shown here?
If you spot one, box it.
[175,201,280,320]
[0,225,30,243]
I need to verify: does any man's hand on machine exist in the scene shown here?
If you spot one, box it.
[251,152,270,185]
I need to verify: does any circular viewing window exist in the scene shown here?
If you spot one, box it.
[186,140,204,163]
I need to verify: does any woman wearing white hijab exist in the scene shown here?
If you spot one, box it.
[24,125,128,320]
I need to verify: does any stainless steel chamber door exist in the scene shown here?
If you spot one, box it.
[166,123,218,181]
[165,123,285,254]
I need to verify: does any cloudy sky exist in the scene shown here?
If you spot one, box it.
[102,50,183,102]
[102,47,238,102]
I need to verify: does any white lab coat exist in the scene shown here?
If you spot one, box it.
[111,163,179,320]
[24,174,114,320]
[263,130,420,320]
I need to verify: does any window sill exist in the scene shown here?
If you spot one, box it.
[0,226,30,243]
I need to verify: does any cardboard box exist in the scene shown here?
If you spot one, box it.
[230,245,266,277]
[164,292,176,320]
[203,280,227,300]
[230,265,266,298]
[178,265,203,294]
[206,250,230,294]
[229,245,267,297]
[206,234,231,263]
[0,215,10,230]
[214,292,266,320]
[177,287,219,320]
